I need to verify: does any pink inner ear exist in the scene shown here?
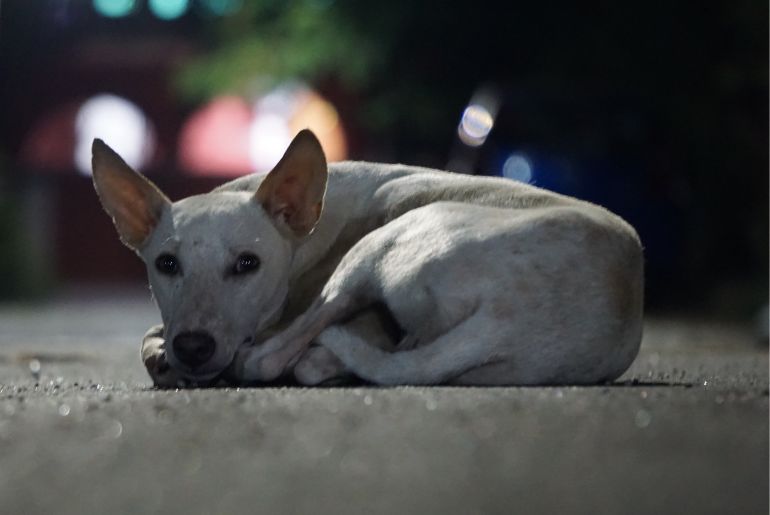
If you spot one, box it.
[116,206,156,244]
[102,175,163,247]
[114,193,154,245]
[255,130,327,236]
[274,175,303,215]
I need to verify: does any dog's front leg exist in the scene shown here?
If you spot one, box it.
[293,307,400,385]
[292,346,349,385]
[240,294,358,382]
[141,324,188,388]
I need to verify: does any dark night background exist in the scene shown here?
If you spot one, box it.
[0,0,767,320]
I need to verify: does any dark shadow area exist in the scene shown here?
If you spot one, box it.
[0,1,766,322]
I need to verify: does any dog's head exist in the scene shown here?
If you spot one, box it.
[92,130,328,381]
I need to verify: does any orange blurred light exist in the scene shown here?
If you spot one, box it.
[178,84,347,177]
[288,89,347,163]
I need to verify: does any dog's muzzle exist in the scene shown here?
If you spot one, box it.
[172,331,217,369]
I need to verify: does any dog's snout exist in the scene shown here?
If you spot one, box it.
[172,331,216,368]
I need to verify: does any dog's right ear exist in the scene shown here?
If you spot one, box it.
[255,129,328,237]
[91,139,170,251]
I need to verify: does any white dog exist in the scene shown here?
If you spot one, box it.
[92,129,643,386]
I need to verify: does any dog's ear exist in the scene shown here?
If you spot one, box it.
[255,129,328,237]
[91,139,170,251]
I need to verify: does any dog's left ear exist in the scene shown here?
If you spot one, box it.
[91,139,170,251]
[255,129,328,237]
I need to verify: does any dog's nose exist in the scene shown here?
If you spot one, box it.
[172,331,216,368]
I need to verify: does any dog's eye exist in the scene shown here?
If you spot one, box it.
[155,253,180,276]
[233,253,260,275]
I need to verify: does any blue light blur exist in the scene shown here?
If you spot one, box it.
[502,153,533,183]
[93,0,136,18]
[148,0,190,20]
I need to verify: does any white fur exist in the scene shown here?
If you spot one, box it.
[92,134,644,386]
[242,198,643,385]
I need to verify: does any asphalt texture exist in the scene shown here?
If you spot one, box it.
[0,291,767,515]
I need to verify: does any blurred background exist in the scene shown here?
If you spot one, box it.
[0,0,766,321]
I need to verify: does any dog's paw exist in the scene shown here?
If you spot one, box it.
[239,348,274,382]
[294,346,348,385]
[141,324,187,388]
[253,353,285,382]
[144,351,188,389]
[239,337,298,382]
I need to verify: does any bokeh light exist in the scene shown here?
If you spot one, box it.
[251,83,347,172]
[248,114,292,173]
[178,96,253,176]
[502,153,533,183]
[93,0,137,18]
[458,104,494,147]
[74,94,154,176]
[179,83,347,177]
[148,0,190,20]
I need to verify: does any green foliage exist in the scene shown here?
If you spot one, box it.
[175,0,438,133]
[176,1,383,99]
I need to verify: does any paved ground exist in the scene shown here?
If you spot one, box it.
[0,291,767,515]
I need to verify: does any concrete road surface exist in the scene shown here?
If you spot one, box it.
[0,291,767,515]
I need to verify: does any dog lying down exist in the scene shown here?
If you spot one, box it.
[92,129,643,387]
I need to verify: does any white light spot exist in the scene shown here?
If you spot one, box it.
[502,153,533,183]
[181,83,346,176]
[458,104,494,147]
[58,404,71,417]
[74,94,154,176]
[248,114,292,172]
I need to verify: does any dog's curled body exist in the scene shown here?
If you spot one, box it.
[309,201,643,385]
[91,130,643,386]
[228,162,643,385]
